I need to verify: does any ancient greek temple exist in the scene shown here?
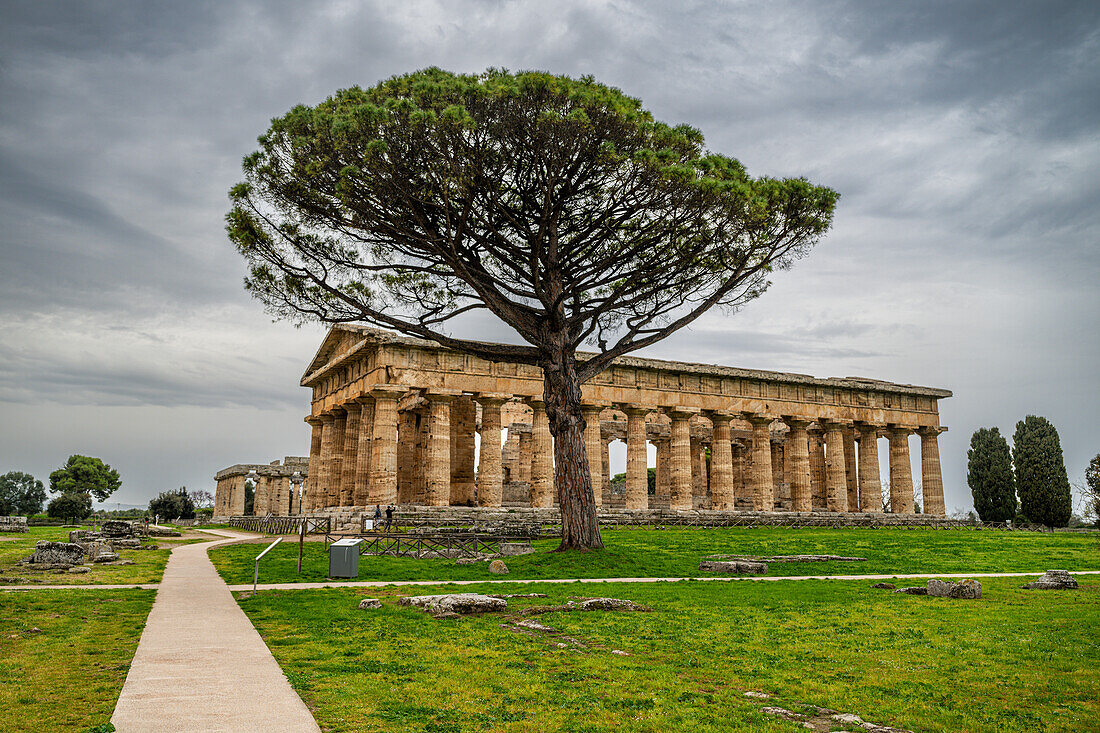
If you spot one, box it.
[263,325,950,518]
[213,457,308,517]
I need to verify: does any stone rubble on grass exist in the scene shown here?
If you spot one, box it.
[399,593,508,615]
[357,598,382,610]
[893,586,927,595]
[573,597,652,612]
[92,551,121,563]
[926,578,981,599]
[870,582,896,590]
[101,520,136,538]
[498,542,535,556]
[697,559,768,575]
[750,693,915,733]
[744,691,771,700]
[25,541,85,566]
[1021,570,1078,590]
[488,559,509,574]
[487,593,547,599]
[146,526,182,537]
[516,619,555,632]
[67,566,90,574]
[611,649,630,656]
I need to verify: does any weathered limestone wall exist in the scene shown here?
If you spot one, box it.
[296,325,952,517]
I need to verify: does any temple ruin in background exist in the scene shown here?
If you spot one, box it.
[214,325,951,520]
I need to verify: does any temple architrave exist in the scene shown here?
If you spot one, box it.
[250,324,950,519]
[213,457,308,518]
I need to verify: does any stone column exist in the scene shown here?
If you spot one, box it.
[353,397,374,507]
[317,413,336,509]
[328,408,347,508]
[731,441,746,501]
[601,437,611,502]
[843,427,859,513]
[782,418,812,512]
[668,408,697,511]
[304,417,323,512]
[450,395,477,506]
[517,429,533,484]
[856,423,883,512]
[528,399,554,507]
[253,476,269,516]
[623,406,653,511]
[919,426,947,516]
[887,426,915,514]
[229,475,246,516]
[822,420,849,513]
[708,412,735,511]
[655,439,671,504]
[340,402,361,507]
[369,386,404,505]
[397,410,418,504]
[808,426,826,509]
[746,415,775,511]
[581,404,608,508]
[771,440,785,506]
[690,436,707,502]
[476,394,509,508]
[425,391,458,507]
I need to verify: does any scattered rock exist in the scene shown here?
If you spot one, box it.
[399,593,507,615]
[69,530,99,543]
[488,593,548,599]
[744,691,771,700]
[706,554,866,563]
[455,558,480,565]
[147,526,181,537]
[26,541,85,565]
[894,587,927,595]
[574,598,652,612]
[29,627,43,634]
[489,559,509,575]
[92,552,121,563]
[101,520,135,538]
[832,712,864,724]
[67,566,90,574]
[926,578,981,599]
[698,559,768,575]
[761,706,804,721]
[1021,570,1078,590]
[517,619,555,632]
[611,649,630,656]
[111,538,142,548]
[499,542,534,556]
[871,582,896,590]
[357,598,382,610]
[0,576,24,583]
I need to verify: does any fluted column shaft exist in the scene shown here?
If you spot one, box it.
[317,414,336,509]
[450,396,477,506]
[340,403,360,507]
[708,413,735,511]
[669,409,696,511]
[919,427,947,516]
[624,407,652,510]
[857,425,882,512]
[843,428,859,512]
[747,416,775,511]
[783,418,812,512]
[425,393,454,507]
[477,395,509,508]
[304,418,323,513]
[823,422,849,513]
[328,410,346,508]
[529,400,554,507]
[354,397,374,507]
[581,405,606,508]
[808,428,826,509]
[888,427,915,514]
[369,388,402,505]
[655,439,671,503]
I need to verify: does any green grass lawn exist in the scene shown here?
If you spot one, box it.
[238,575,1099,732]
[209,527,1100,585]
[0,525,205,585]
[0,588,155,732]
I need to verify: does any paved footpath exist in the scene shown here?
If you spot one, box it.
[111,530,320,733]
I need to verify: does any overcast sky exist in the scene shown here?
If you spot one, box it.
[1,0,1097,514]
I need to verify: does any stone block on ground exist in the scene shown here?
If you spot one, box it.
[399,593,507,615]
[92,551,121,563]
[926,578,981,599]
[147,526,182,537]
[0,516,29,533]
[358,598,382,610]
[894,586,927,595]
[698,559,768,575]
[67,566,90,574]
[69,530,101,543]
[498,542,534,556]
[27,541,85,565]
[573,598,652,612]
[489,559,509,574]
[101,520,135,538]
[1021,570,1078,590]
[871,582,896,590]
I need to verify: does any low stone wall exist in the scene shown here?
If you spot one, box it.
[0,516,29,533]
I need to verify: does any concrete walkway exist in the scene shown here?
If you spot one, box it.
[111,530,320,733]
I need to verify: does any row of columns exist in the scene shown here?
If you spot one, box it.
[303,387,946,515]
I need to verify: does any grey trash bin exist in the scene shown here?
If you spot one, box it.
[328,538,363,578]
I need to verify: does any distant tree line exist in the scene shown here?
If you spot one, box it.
[968,415,1080,527]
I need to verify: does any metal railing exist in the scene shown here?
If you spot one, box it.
[229,515,331,536]
[253,537,282,594]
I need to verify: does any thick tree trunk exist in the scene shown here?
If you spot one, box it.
[542,349,604,551]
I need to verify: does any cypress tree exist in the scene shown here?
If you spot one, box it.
[1012,415,1072,527]
[967,427,1017,522]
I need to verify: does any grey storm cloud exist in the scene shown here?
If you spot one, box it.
[0,0,1097,511]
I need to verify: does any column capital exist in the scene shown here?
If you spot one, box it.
[328,405,347,418]
[524,396,546,409]
[818,417,851,429]
[781,415,812,430]
[666,406,700,419]
[886,424,918,436]
[580,401,611,415]
[342,401,362,413]
[369,384,406,401]
[319,413,336,424]
[425,388,462,402]
[305,415,323,427]
[854,421,884,436]
[918,425,948,436]
[743,413,775,428]
[354,394,375,405]
[617,403,657,416]
[704,409,736,422]
[476,392,512,406]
